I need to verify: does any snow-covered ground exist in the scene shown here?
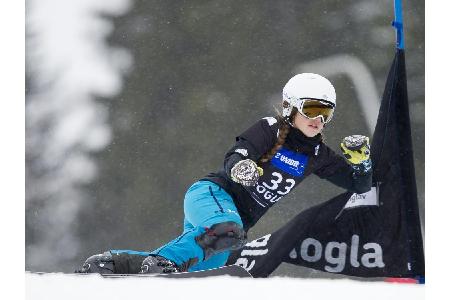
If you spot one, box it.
[25,272,424,300]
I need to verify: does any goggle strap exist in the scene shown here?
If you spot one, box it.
[300,98,335,108]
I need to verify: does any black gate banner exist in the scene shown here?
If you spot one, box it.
[227,49,425,280]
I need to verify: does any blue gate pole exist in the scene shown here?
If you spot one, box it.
[392,0,405,49]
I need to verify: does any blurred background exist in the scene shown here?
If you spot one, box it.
[25,0,424,278]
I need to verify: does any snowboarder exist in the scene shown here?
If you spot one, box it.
[77,73,372,275]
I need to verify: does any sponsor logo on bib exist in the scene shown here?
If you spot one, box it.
[271,147,308,177]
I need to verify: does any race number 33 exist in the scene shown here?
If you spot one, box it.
[261,171,295,196]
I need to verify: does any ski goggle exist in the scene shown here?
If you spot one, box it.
[298,99,335,124]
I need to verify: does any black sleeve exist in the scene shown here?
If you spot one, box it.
[224,117,279,177]
[313,144,372,194]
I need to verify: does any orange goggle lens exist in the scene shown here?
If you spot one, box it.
[300,99,335,123]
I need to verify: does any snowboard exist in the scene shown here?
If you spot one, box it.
[101,265,252,278]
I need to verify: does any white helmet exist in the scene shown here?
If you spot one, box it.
[282,73,336,118]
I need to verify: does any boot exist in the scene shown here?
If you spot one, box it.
[140,255,180,274]
[75,252,115,274]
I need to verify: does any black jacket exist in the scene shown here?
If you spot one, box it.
[201,117,372,231]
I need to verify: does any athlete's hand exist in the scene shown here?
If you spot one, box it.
[340,135,370,164]
[230,159,264,186]
[340,135,372,174]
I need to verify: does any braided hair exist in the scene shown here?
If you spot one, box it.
[259,101,297,164]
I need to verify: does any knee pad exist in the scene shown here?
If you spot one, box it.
[195,221,247,260]
[76,251,115,274]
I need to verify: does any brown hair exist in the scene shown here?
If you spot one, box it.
[259,101,297,164]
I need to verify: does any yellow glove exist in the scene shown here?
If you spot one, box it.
[340,135,371,165]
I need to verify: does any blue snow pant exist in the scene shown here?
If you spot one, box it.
[150,180,244,272]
